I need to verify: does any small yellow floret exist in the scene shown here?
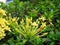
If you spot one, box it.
[40,22,46,29]
[0,30,6,40]
[0,8,6,16]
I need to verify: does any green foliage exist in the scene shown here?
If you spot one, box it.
[0,0,60,45]
[50,42,55,45]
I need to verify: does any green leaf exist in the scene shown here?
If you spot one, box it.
[50,42,55,45]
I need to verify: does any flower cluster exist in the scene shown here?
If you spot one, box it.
[0,9,10,40]
[0,28,6,40]
[19,17,47,37]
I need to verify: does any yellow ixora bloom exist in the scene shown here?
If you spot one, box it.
[40,32,48,37]
[26,17,32,24]
[0,8,6,16]
[39,16,46,21]
[33,22,46,35]
[12,18,16,21]
[12,17,19,25]
[0,18,9,27]
[12,17,17,22]
[0,29,6,40]
[20,18,24,24]
[4,26,11,32]
[0,17,11,40]
[40,22,46,29]
[31,22,38,26]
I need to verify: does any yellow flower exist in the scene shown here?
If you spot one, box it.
[39,16,46,21]
[0,18,9,27]
[25,24,29,30]
[4,26,10,31]
[26,17,32,24]
[12,17,17,22]
[21,19,24,24]
[0,8,6,16]
[0,17,11,40]
[31,22,38,26]
[0,9,11,40]
[26,17,29,23]
[40,32,48,37]
[36,19,39,24]
[34,22,46,35]
[0,30,6,40]
[40,22,46,29]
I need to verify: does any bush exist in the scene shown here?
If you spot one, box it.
[0,0,60,45]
